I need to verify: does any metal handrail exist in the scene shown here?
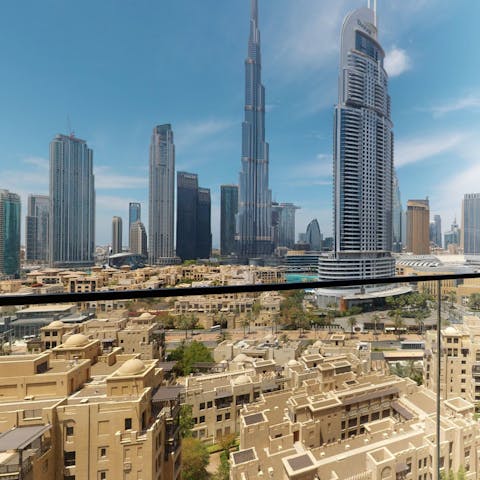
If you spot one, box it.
[1,271,480,306]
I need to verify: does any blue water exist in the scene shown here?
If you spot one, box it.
[285,274,319,283]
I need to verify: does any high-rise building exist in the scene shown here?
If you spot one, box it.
[277,203,300,249]
[319,6,395,280]
[0,190,21,278]
[111,216,122,254]
[197,188,212,259]
[406,199,430,254]
[429,214,442,248]
[176,172,198,261]
[444,218,460,251]
[25,194,49,263]
[236,0,273,258]
[49,134,95,268]
[128,202,141,248]
[306,219,322,251]
[149,124,175,264]
[392,172,403,253]
[462,193,480,255]
[220,185,238,256]
[130,221,148,258]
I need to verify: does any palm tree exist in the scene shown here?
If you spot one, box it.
[393,312,405,340]
[347,317,357,338]
[372,314,380,338]
[414,312,424,336]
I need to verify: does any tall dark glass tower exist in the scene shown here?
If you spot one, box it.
[0,190,21,278]
[236,0,273,258]
[197,188,212,259]
[176,172,198,261]
[319,6,395,280]
[26,194,49,263]
[221,185,238,256]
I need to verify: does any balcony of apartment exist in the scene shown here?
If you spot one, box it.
[1,271,480,480]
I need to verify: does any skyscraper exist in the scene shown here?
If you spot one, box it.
[406,199,430,254]
[236,0,273,258]
[49,134,95,268]
[392,172,403,253]
[306,219,322,251]
[197,188,212,259]
[274,203,300,249]
[25,194,49,263]
[128,202,141,248]
[220,185,238,256]
[149,124,175,264]
[444,218,460,251]
[429,214,442,248]
[0,190,21,278]
[176,172,212,261]
[319,6,395,280]
[112,216,122,254]
[176,172,198,261]
[130,221,148,258]
[462,193,480,255]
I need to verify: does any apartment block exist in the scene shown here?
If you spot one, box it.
[231,375,480,479]
[0,347,181,480]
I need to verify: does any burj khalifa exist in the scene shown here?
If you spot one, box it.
[236,0,273,258]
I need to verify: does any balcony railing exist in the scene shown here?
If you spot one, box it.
[2,271,480,480]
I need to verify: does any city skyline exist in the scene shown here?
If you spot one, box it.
[0,0,477,247]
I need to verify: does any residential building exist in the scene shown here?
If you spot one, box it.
[111,216,122,254]
[430,214,442,248]
[220,185,238,256]
[128,202,141,248]
[305,219,322,251]
[49,134,95,267]
[130,221,148,257]
[149,124,175,264]
[272,203,300,249]
[231,376,480,479]
[406,199,430,254]
[0,350,181,480]
[462,193,480,255]
[236,0,273,258]
[25,194,49,263]
[0,189,21,278]
[318,6,395,280]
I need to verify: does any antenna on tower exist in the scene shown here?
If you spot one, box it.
[67,114,74,138]
[373,0,377,26]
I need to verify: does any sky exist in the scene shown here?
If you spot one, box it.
[0,0,479,248]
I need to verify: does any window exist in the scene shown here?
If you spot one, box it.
[207,401,213,408]
[66,426,74,436]
[100,447,107,458]
[199,402,205,410]
[225,413,230,420]
[99,472,107,480]
[217,415,222,421]
[125,418,132,430]
[64,451,76,467]
[199,416,205,423]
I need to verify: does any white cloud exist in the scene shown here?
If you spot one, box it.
[395,132,465,168]
[384,47,412,77]
[175,119,235,152]
[22,156,49,170]
[94,166,147,190]
[428,94,480,117]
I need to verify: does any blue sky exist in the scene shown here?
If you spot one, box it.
[0,0,479,247]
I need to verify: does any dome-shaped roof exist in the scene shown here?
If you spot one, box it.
[233,374,250,385]
[64,334,89,347]
[117,358,146,376]
[139,312,153,318]
[233,354,248,362]
[444,326,457,335]
[287,359,300,367]
[48,320,64,328]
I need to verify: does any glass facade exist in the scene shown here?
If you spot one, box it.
[221,185,238,256]
[0,190,21,277]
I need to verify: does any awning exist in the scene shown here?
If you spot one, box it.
[0,425,51,451]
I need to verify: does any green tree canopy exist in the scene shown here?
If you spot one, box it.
[167,340,214,376]
[181,437,209,480]
[179,404,194,438]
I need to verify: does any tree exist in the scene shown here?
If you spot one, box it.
[181,437,209,480]
[167,340,214,376]
[372,314,380,338]
[177,314,197,339]
[469,293,480,310]
[179,404,194,438]
[393,312,405,340]
[214,433,236,480]
[456,466,466,480]
[347,317,357,338]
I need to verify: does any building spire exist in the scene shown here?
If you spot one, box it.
[251,0,258,23]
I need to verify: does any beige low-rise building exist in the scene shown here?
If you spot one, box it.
[231,374,480,479]
[0,350,181,480]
